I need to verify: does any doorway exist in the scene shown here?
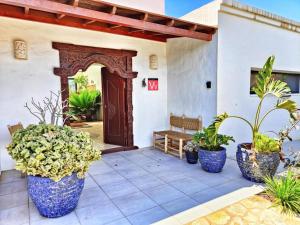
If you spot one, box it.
[53,42,138,153]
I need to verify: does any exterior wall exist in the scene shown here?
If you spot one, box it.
[0,17,167,171]
[217,9,300,157]
[107,0,164,14]
[181,0,221,27]
[166,36,218,127]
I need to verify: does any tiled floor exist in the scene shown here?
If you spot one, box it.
[0,147,260,225]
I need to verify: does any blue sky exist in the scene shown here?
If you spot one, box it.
[166,0,300,22]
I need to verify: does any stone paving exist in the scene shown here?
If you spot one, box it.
[186,195,300,225]
[0,147,256,225]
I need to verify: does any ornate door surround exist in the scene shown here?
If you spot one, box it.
[52,42,138,150]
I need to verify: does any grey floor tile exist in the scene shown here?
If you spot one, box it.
[77,187,110,209]
[30,212,80,225]
[129,175,165,190]
[102,154,128,167]
[0,170,24,184]
[117,166,149,179]
[127,206,169,225]
[143,184,186,205]
[83,176,98,190]
[0,204,29,225]
[213,178,255,195]
[0,179,27,196]
[192,188,224,204]
[169,177,210,195]
[29,202,46,223]
[92,171,126,186]
[112,191,157,216]
[161,196,198,215]
[0,191,28,210]
[105,218,131,225]
[101,180,139,199]
[76,201,123,225]
[88,161,114,176]
[156,171,187,183]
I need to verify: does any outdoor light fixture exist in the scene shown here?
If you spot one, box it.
[206,81,212,89]
[149,54,158,70]
[14,40,27,60]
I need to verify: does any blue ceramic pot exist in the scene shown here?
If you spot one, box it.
[28,173,84,218]
[185,151,198,164]
[198,147,226,173]
[236,143,280,183]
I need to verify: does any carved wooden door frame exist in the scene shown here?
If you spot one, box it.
[52,42,138,149]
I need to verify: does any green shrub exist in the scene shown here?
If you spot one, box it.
[265,171,300,215]
[7,124,101,182]
[193,127,234,151]
[254,133,280,153]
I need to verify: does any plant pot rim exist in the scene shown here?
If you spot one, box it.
[198,146,226,152]
[27,172,83,181]
[238,143,280,155]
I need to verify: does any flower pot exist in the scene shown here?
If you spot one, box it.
[236,143,280,183]
[198,147,226,173]
[28,173,84,218]
[185,151,198,164]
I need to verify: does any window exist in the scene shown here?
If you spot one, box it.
[250,68,300,94]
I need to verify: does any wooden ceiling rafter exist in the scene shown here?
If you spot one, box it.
[0,0,216,42]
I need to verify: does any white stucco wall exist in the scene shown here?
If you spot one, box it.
[107,0,164,14]
[0,17,167,171]
[166,36,218,127]
[217,11,300,157]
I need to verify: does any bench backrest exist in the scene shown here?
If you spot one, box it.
[7,122,24,136]
[170,114,202,133]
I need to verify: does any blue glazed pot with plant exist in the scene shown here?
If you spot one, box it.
[211,56,298,182]
[183,141,199,164]
[7,124,101,218]
[193,127,234,173]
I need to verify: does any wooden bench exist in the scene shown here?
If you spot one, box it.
[153,114,202,159]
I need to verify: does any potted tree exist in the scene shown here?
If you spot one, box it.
[7,92,101,218]
[193,125,234,173]
[212,56,298,182]
[183,141,199,164]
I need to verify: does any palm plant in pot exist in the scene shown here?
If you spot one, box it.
[7,92,101,218]
[193,124,234,173]
[212,56,298,182]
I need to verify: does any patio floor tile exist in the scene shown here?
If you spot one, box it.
[129,174,165,190]
[117,166,149,179]
[100,180,139,199]
[77,187,110,209]
[161,196,198,215]
[88,161,114,176]
[92,171,126,186]
[192,188,224,204]
[127,206,169,225]
[76,201,123,225]
[169,177,210,195]
[112,191,157,216]
[31,212,80,225]
[143,184,186,205]
[0,204,29,225]
[105,218,131,225]
[0,179,27,196]
[83,176,98,190]
[0,170,24,184]
[0,191,28,210]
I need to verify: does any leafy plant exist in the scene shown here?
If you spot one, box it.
[211,56,297,153]
[254,133,280,153]
[74,72,88,91]
[264,171,300,215]
[183,141,199,152]
[193,125,234,151]
[7,124,101,182]
[69,89,100,116]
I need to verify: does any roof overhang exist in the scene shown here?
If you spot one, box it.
[0,0,216,42]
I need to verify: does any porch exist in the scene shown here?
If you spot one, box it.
[0,147,260,225]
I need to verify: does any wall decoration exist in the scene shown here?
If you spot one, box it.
[14,40,27,60]
[148,78,159,91]
[149,54,158,70]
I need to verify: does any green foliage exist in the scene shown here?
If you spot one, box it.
[7,124,101,182]
[69,89,100,116]
[74,72,88,91]
[212,56,298,153]
[254,133,280,153]
[193,127,234,151]
[265,171,300,215]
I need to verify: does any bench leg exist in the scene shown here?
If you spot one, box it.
[153,133,156,148]
[179,139,183,159]
[164,135,168,153]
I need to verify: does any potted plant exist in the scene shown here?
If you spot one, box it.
[212,56,298,182]
[183,141,199,164]
[193,125,234,173]
[7,92,101,218]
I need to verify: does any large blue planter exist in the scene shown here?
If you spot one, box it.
[236,143,280,183]
[28,173,84,218]
[198,147,226,173]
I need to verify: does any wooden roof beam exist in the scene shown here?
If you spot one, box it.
[83,19,95,25]
[110,6,117,15]
[57,0,79,19]
[140,13,148,21]
[24,6,29,15]
[166,19,174,27]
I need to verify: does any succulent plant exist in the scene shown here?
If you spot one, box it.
[7,124,101,182]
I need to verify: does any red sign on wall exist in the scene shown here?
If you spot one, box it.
[148,78,159,91]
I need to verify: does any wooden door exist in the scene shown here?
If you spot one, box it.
[102,68,126,146]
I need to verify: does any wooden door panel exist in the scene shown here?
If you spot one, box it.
[102,68,126,146]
